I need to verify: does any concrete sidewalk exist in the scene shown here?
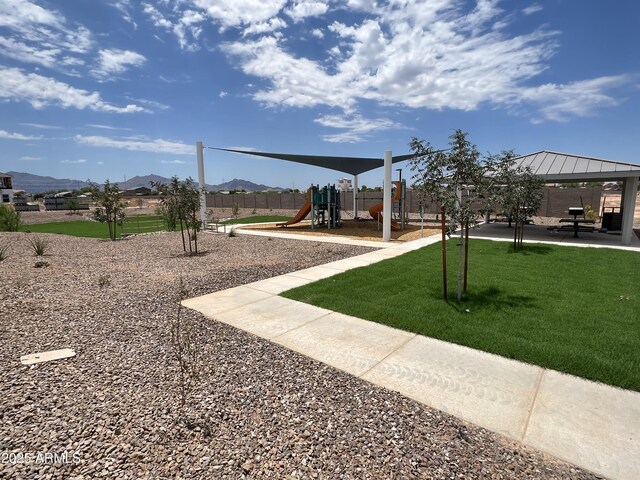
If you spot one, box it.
[183,234,640,480]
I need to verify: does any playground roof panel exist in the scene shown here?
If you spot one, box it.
[514,150,640,182]
[211,148,415,176]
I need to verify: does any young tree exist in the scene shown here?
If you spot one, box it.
[152,177,202,255]
[410,130,487,302]
[488,155,544,249]
[89,180,125,241]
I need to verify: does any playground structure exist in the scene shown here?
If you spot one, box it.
[277,181,408,231]
[278,184,341,229]
[368,180,406,231]
[276,187,312,227]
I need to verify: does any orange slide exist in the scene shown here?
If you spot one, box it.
[369,181,402,230]
[277,188,313,227]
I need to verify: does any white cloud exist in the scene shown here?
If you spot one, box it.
[222,0,630,136]
[192,0,287,29]
[219,91,228,98]
[20,156,42,160]
[161,159,187,164]
[96,161,104,165]
[0,67,145,113]
[142,0,631,138]
[128,97,170,110]
[285,1,328,22]
[314,114,402,143]
[223,36,357,110]
[523,4,543,15]
[242,17,287,36]
[143,3,206,50]
[0,0,92,71]
[75,135,193,155]
[111,0,137,27]
[92,49,146,80]
[61,159,87,164]
[143,0,288,47]
[87,124,133,131]
[0,0,63,31]
[0,129,42,140]
[19,122,62,129]
[513,75,629,122]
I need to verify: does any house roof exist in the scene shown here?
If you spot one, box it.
[211,148,415,176]
[513,150,640,182]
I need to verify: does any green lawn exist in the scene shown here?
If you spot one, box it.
[221,215,291,225]
[281,239,640,391]
[22,215,166,238]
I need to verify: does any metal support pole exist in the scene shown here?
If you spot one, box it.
[383,150,392,242]
[196,141,207,230]
[353,174,358,219]
[621,176,638,245]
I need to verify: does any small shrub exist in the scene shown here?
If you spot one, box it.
[171,277,200,412]
[0,243,8,261]
[231,202,240,219]
[34,260,49,268]
[584,204,599,221]
[65,198,80,215]
[0,204,21,231]
[251,208,257,215]
[228,228,238,237]
[28,236,48,256]
[98,274,111,288]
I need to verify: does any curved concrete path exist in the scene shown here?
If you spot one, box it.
[184,233,640,480]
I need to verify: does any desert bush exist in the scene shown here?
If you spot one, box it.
[0,204,21,231]
[0,243,8,261]
[98,274,111,289]
[584,204,599,221]
[231,202,240,219]
[228,228,238,237]
[34,260,49,268]
[171,277,200,411]
[28,236,48,256]
[65,198,80,215]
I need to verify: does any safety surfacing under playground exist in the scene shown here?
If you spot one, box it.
[243,218,442,242]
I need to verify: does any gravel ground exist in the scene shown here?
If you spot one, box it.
[0,231,600,479]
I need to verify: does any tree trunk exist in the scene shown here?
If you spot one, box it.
[179,218,186,251]
[440,206,448,301]
[463,222,469,293]
[457,226,463,302]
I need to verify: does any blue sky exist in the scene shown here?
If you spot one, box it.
[1,0,639,189]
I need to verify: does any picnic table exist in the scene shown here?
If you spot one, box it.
[558,218,596,238]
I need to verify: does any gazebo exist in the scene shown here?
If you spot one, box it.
[513,151,640,245]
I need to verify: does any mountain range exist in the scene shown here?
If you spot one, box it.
[5,171,283,194]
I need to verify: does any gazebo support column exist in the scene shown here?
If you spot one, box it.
[353,174,358,219]
[621,176,638,245]
[383,151,392,242]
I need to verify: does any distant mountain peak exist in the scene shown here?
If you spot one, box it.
[6,171,283,193]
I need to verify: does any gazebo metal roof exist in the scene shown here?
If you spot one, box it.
[211,147,415,176]
[513,150,640,182]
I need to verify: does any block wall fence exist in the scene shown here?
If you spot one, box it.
[206,187,603,218]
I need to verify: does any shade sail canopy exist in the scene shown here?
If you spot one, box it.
[211,148,415,176]
[513,150,640,182]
